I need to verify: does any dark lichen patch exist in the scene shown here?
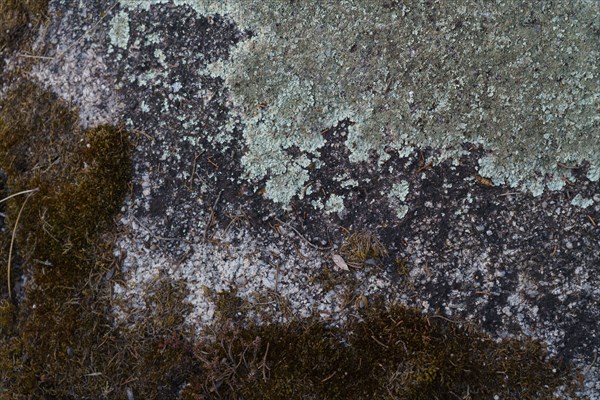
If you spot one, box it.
[193,302,579,400]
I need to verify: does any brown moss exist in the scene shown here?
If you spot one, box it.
[340,229,388,268]
[310,265,340,292]
[0,79,207,399]
[215,289,244,321]
[193,301,580,400]
[0,0,48,80]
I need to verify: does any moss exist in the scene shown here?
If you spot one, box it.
[0,0,47,51]
[0,299,16,332]
[340,229,388,268]
[0,80,129,396]
[310,266,340,293]
[0,79,207,399]
[0,80,204,398]
[214,289,245,321]
[195,302,580,400]
[0,82,131,273]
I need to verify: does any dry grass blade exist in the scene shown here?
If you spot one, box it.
[0,188,38,204]
[6,189,37,300]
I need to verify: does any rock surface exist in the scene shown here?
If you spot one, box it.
[4,0,599,397]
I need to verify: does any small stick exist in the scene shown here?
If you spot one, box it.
[7,191,36,300]
[260,342,270,382]
[0,188,39,204]
[15,54,55,60]
[131,216,180,242]
[430,314,459,324]
[416,161,433,173]
[499,192,520,197]
[588,215,597,227]
[274,218,331,251]
[560,176,575,187]
[583,351,597,376]
[203,190,223,241]
[171,249,192,274]
[188,152,201,189]
[273,261,280,293]
[207,156,218,169]
[370,334,389,349]
[321,371,337,383]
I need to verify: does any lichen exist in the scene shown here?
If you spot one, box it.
[118,0,599,206]
[570,194,594,209]
[109,10,130,50]
[388,180,410,219]
[325,194,345,215]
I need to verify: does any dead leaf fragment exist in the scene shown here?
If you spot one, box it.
[475,175,494,188]
[332,254,349,271]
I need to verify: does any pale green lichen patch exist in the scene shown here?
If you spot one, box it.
[109,10,130,49]
[588,163,600,182]
[118,0,599,206]
[325,194,345,215]
[388,180,410,219]
[570,194,594,209]
[389,181,410,203]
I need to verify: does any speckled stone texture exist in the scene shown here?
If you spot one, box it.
[3,0,599,397]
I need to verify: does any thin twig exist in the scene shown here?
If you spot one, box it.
[204,190,223,242]
[17,2,119,62]
[583,351,598,376]
[7,191,36,300]
[430,314,459,324]
[0,188,39,204]
[274,218,331,251]
[15,53,55,60]
[171,249,192,274]
[131,215,181,242]
[56,2,119,60]
[260,342,270,382]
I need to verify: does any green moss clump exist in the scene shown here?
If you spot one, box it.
[194,302,579,400]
